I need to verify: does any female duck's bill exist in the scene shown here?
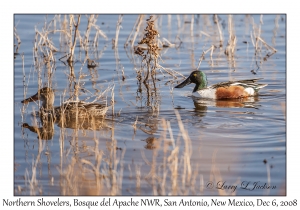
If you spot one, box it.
[21,92,40,104]
[21,87,55,110]
[22,87,53,103]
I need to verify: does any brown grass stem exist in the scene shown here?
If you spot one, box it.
[67,15,81,64]
[174,110,192,184]
[197,45,215,70]
[214,14,224,47]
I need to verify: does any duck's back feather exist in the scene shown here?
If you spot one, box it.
[210,78,264,89]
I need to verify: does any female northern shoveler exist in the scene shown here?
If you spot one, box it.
[21,87,109,119]
[175,71,267,99]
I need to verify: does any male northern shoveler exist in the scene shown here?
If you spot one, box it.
[175,71,267,99]
[21,87,109,120]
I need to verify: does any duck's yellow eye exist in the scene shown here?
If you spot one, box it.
[193,73,197,77]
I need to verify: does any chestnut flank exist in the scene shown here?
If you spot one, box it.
[215,86,249,99]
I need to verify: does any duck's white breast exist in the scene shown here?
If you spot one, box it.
[192,88,216,99]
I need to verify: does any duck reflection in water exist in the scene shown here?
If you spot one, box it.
[186,95,261,118]
[22,116,109,140]
[21,87,110,140]
[144,137,159,150]
[192,95,260,109]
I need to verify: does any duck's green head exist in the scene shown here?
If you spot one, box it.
[175,71,207,92]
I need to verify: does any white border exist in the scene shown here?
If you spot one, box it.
[2,1,295,209]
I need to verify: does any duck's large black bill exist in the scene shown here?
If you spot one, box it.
[21,93,39,104]
[175,77,192,88]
